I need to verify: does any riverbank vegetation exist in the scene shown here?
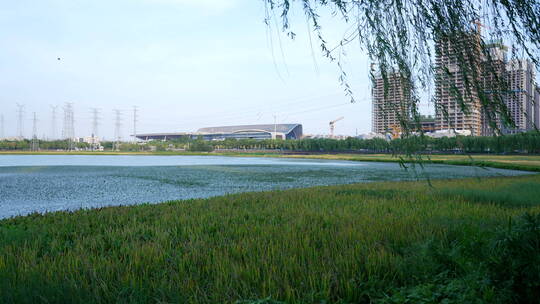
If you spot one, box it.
[278,154,540,173]
[1,174,539,303]
[2,132,540,154]
[0,139,90,151]
[208,132,540,154]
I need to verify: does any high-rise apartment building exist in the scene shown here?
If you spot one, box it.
[371,34,539,137]
[480,41,508,136]
[535,86,540,130]
[434,32,483,136]
[435,34,538,136]
[503,59,536,134]
[371,71,411,135]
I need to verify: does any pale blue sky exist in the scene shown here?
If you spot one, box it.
[0,0,388,139]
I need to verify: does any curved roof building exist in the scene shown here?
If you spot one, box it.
[135,124,303,141]
[197,124,302,140]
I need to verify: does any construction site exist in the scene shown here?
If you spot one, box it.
[371,25,540,139]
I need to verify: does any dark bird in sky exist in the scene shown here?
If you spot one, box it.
[57,58,61,61]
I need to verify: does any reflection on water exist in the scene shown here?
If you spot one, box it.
[0,154,363,167]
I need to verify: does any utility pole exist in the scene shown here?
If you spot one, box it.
[90,108,100,150]
[16,103,24,139]
[50,105,58,140]
[113,109,122,151]
[132,106,138,143]
[32,112,39,151]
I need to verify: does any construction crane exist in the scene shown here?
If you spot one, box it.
[329,116,344,138]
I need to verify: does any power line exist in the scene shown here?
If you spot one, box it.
[90,108,100,136]
[113,109,122,151]
[63,103,75,151]
[16,103,24,139]
[32,112,39,151]
[139,92,345,126]
[142,96,363,132]
[50,105,58,140]
[90,108,101,150]
[284,102,353,117]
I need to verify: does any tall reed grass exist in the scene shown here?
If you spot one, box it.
[1,175,539,303]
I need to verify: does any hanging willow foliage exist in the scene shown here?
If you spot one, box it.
[263,0,540,136]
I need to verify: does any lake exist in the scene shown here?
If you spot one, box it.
[0,155,530,219]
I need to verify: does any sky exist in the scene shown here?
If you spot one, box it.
[0,0,407,140]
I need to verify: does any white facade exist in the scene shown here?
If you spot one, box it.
[357,132,385,140]
[426,129,472,138]
[79,136,101,145]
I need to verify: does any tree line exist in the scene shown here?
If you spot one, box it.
[2,132,539,154]
[207,133,540,154]
[0,140,90,151]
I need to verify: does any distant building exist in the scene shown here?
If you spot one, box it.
[431,35,538,136]
[306,134,349,140]
[371,70,412,135]
[357,132,385,140]
[80,135,101,145]
[480,41,508,136]
[135,124,303,141]
[434,31,483,136]
[419,115,436,133]
[535,86,540,130]
[197,124,302,140]
[503,59,536,134]
[426,129,471,138]
[369,33,540,137]
[477,42,537,135]
[134,132,192,141]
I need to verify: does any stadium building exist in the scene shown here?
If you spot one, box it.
[135,124,303,141]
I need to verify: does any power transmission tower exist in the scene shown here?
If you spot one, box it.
[90,108,100,150]
[32,112,39,151]
[62,105,67,139]
[16,103,24,139]
[63,103,75,151]
[132,106,138,143]
[113,109,122,151]
[50,105,58,140]
[0,114,4,139]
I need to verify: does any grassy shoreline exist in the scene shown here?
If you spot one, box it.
[1,153,539,303]
[1,174,540,303]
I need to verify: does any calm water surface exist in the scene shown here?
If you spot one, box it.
[0,155,530,219]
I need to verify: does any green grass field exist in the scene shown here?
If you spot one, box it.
[275,153,540,172]
[1,173,539,303]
